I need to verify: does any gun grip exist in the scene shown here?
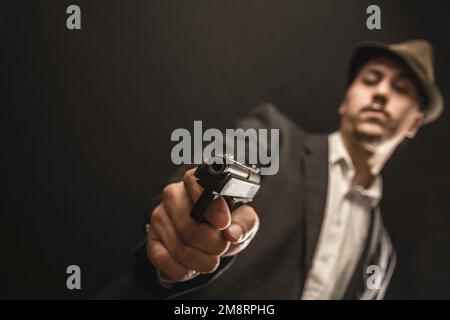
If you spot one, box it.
[190,190,215,223]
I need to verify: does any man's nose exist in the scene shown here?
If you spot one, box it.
[371,81,390,109]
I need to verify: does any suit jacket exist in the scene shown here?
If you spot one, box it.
[99,104,396,300]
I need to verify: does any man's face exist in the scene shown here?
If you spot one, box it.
[339,55,424,145]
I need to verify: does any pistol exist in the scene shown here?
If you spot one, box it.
[190,154,261,224]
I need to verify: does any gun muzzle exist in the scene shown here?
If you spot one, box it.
[205,154,260,185]
[190,154,261,224]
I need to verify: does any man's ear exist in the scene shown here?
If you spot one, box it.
[338,102,346,116]
[406,111,424,139]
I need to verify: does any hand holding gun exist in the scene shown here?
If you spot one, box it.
[146,154,261,281]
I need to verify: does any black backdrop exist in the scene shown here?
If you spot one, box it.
[1,0,449,299]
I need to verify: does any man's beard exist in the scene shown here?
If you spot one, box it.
[350,108,392,150]
[350,122,386,153]
[352,130,383,146]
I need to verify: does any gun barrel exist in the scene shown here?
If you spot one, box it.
[205,154,260,184]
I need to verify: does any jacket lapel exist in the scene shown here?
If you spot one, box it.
[301,134,330,274]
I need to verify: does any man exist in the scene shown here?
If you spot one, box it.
[100,39,443,299]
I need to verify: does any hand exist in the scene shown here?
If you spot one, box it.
[146,168,260,281]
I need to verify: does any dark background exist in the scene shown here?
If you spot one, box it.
[1,0,449,299]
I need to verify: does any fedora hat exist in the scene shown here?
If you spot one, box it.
[348,39,444,124]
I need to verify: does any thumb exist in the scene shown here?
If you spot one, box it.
[222,205,259,244]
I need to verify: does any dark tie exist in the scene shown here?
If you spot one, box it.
[344,206,397,299]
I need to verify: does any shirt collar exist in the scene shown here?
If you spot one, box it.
[329,131,354,171]
[353,176,383,208]
[328,131,383,208]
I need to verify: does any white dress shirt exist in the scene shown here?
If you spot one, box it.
[301,131,382,299]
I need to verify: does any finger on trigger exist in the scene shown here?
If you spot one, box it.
[222,205,259,244]
[203,196,231,230]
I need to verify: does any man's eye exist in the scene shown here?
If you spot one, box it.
[393,82,410,94]
[362,76,378,85]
